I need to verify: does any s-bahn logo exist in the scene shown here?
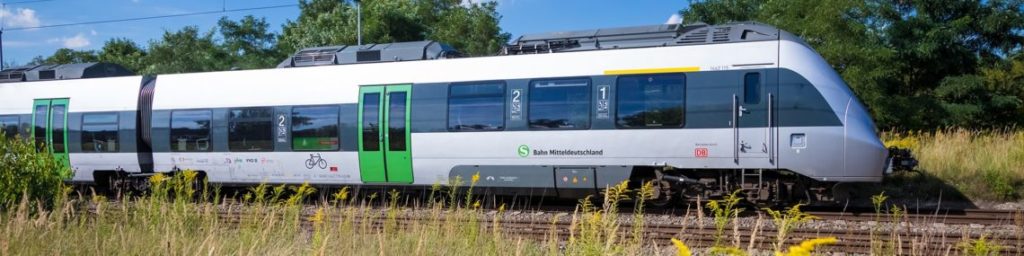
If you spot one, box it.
[517,145,530,158]
[305,153,328,169]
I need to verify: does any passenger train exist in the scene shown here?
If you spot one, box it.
[0,22,915,205]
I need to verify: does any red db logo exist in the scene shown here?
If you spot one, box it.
[695,148,709,158]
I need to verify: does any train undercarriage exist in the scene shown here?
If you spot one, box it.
[631,167,842,207]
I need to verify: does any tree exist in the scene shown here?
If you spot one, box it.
[278,0,509,56]
[37,48,99,65]
[680,0,1024,129]
[98,38,147,73]
[218,15,283,69]
[143,26,230,74]
[427,1,509,56]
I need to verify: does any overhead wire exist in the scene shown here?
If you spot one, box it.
[3,3,298,31]
[2,0,56,5]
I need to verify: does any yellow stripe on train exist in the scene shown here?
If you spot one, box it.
[603,66,701,75]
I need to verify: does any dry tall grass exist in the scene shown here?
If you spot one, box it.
[882,129,1024,201]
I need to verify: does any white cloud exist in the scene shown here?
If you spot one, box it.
[90,29,98,36]
[48,33,91,48]
[665,14,683,25]
[0,7,41,29]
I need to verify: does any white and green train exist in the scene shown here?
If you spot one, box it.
[0,22,915,204]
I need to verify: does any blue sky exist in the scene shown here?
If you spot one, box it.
[0,0,687,65]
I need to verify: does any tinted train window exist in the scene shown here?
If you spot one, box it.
[81,113,119,152]
[34,105,47,150]
[50,105,65,153]
[616,74,686,128]
[388,92,407,151]
[362,94,381,151]
[448,82,505,131]
[0,115,18,139]
[292,106,339,151]
[744,73,761,104]
[229,107,273,152]
[529,78,591,130]
[170,110,212,152]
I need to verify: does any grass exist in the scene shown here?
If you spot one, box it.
[0,171,1011,255]
[0,171,855,256]
[882,129,1024,201]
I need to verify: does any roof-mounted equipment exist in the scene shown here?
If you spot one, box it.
[502,22,780,55]
[278,40,460,68]
[0,62,134,83]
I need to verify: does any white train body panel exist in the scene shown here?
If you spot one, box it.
[0,23,889,194]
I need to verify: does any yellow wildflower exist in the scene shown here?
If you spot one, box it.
[182,169,198,182]
[498,203,506,213]
[149,173,166,186]
[471,172,481,185]
[333,187,350,202]
[309,208,325,225]
[473,200,481,209]
[776,237,837,256]
[671,238,692,256]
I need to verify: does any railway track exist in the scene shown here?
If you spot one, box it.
[808,208,1024,226]
[209,206,1024,255]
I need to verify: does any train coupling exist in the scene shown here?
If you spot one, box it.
[885,147,918,174]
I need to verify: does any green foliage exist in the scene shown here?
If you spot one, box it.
[706,190,744,247]
[681,0,1024,129]
[958,235,1003,256]
[278,0,509,56]
[27,48,98,66]
[765,204,817,252]
[0,133,67,209]
[98,38,148,73]
[218,15,284,70]
[143,26,231,74]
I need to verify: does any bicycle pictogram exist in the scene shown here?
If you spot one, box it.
[305,153,328,169]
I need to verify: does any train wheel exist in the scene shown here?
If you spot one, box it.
[647,180,676,207]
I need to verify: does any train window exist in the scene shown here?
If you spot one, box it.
[50,105,66,153]
[362,94,381,151]
[0,115,18,139]
[388,92,407,151]
[228,107,274,152]
[616,74,686,128]
[744,73,761,104]
[528,78,591,130]
[33,105,47,150]
[170,110,212,152]
[448,82,505,131]
[81,113,119,152]
[291,106,339,151]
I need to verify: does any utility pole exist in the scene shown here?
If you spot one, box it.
[1,30,5,70]
[355,0,361,46]
[1,3,5,70]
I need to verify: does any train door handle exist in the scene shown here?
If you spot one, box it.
[739,106,749,117]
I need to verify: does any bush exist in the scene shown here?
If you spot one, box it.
[0,132,67,209]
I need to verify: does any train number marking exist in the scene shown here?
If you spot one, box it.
[596,85,610,119]
[277,114,288,143]
[695,148,709,158]
[511,89,523,120]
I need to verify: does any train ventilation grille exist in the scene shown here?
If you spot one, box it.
[712,27,731,42]
[292,48,341,66]
[677,28,709,44]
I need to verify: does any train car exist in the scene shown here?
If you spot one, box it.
[0,63,145,185]
[0,22,914,205]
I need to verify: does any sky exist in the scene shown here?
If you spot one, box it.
[0,0,687,66]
